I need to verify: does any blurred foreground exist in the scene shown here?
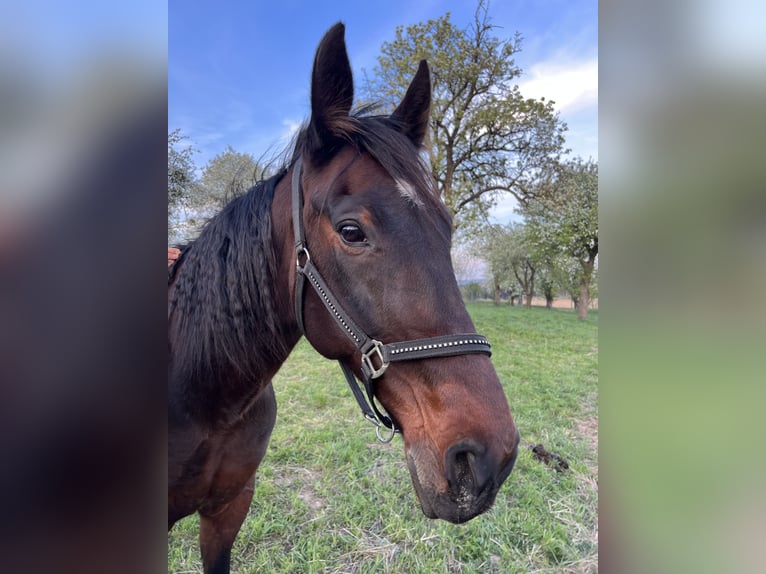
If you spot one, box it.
[601,1,766,573]
[0,2,166,573]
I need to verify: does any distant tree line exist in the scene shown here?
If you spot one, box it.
[469,158,598,319]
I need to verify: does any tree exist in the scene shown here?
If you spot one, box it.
[365,0,567,231]
[200,146,263,209]
[477,224,511,305]
[462,282,485,302]
[522,216,568,310]
[168,141,269,244]
[168,129,195,210]
[474,223,534,306]
[533,251,581,310]
[522,158,598,319]
[168,129,200,243]
[535,264,558,309]
[505,223,537,308]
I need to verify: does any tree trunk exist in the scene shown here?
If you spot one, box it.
[577,276,590,320]
[545,295,553,309]
[494,282,501,306]
[577,256,596,320]
[526,265,536,309]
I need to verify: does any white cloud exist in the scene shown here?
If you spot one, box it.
[274,117,302,149]
[281,118,302,137]
[518,58,598,114]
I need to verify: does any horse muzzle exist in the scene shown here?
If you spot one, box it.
[406,427,521,524]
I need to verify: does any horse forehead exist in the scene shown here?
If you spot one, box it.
[343,155,392,188]
[308,150,385,192]
[342,157,423,205]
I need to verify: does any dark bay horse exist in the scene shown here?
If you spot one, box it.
[168,23,520,574]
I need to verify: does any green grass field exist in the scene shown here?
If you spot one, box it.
[168,303,598,573]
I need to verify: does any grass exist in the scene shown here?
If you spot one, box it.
[168,303,598,573]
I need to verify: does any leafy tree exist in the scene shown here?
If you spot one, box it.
[168,129,200,243]
[200,146,264,209]
[462,282,485,302]
[531,251,583,310]
[522,217,568,310]
[168,129,196,210]
[365,0,567,231]
[475,223,534,306]
[477,224,511,305]
[168,141,269,244]
[505,223,538,308]
[535,264,558,309]
[522,158,598,319]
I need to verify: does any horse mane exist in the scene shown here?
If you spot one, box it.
[169,169,290,389]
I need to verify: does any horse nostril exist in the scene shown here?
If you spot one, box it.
[445,440,492,493]
[450,450,474,488]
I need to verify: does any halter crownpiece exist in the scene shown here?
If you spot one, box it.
[290,156,492,442]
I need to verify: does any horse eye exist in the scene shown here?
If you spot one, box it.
[338,224,367,245]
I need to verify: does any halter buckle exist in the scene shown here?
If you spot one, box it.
[361,339,388,379]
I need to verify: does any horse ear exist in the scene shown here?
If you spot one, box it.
[308,22,354,152]
[391,60,431,147]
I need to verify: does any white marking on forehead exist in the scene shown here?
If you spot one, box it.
[395,178,424,207]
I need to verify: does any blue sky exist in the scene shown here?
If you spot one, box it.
[169,0,597,222]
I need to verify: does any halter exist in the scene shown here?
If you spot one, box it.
[291,156,492,442]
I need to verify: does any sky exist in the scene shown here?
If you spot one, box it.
[169,0,597,224]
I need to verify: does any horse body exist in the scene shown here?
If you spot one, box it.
[169,23,519,574]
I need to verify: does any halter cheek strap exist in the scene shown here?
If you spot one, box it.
[291,156,492,442]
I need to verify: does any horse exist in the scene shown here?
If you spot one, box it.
[168,22,520,574]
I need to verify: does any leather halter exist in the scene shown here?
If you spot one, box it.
[291,156,492,442]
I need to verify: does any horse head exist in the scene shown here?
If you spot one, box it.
[289,23,520,523]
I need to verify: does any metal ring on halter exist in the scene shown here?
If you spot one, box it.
[375,421,397,443]
[364,412,397,443]
[296,245,311,272]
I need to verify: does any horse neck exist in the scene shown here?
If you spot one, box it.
[168,172,301,422]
